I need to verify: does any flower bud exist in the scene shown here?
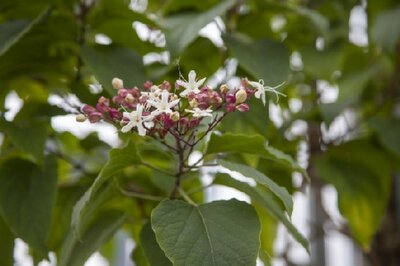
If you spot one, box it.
[219,84,229,94]
[225,103,236,112]
[236,103,249,112]
[170,111,180,122]
[125,93,135,103]
[82,105,96,114]
[143,80,153,90]
[189,99,198,108]
[112,78,124,90]
[75,114,87,122]
[235,89,247,104]
[88,111,103,123]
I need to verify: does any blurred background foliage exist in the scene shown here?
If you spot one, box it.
[1,0,400,265]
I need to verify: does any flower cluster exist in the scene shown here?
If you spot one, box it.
[77,70,284,138]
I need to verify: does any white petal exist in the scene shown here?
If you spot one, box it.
[188,70,196,82]
[137,123,147,136]
[121,122,133,133]
[176,80,188,88]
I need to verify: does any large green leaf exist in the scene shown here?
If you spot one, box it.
[81,45,146,95]
[0,217,14,266]
[218,160,293,214]
[0,119,47,163]
[140,222,172,266]
[162,0,236,56]
[224,34,289,85]
[315,140,392,249]
[151,199,261,266]
[206,133,307,177]
[0,156,57,256]
[71,141,140,236]
[371,6,400,51]
[213,173,309,253]
[0,7,49,56]
[59,210,126,266]
[369,117,400,158]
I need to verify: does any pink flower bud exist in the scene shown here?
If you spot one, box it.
[160,80,171,91]
[225,103,236,112]
[143,81,153,90]
[225,92,236,104]
[88,111,103,123]
[112,95,124,105]
[179,117,189,126]
[96,102,110,113]
[82,105,96,114]
[236,103,249,112]
[139,95,148,104]
[189,118,200,128]
[109,108,122,120]
[118,89,128,98]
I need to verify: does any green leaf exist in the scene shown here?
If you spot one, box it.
[0,7,49,56]
[206,133,307,177]
[0,119,47,163]
[301,46,343,79]
[369,117,400,158]
[0,217,14,266]
[151,199,261,266]
[71,141,140,236]
[59,210,126,266]
[0,156,57,256]
[224,34,289,85]
[162,0,236,56]
[218,160,293,214]
[140,222,172,266]
[315,139,392,249]
[371,6,400,51]
[213,174,309,253]
[81,45,146,95]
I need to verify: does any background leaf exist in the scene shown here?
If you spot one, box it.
[0,156,57,256]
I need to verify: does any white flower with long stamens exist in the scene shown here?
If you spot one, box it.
[177,70,206,97]
[121,104,153,136]
[246,79,286,106]
[185,107,213,117]
[147,90,180,116]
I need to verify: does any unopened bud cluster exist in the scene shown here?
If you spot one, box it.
[78,70,284,137]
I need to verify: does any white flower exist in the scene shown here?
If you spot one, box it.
[177,70,206,97]
[121,104,153,136]
[147,90,180,116]
[185,107,213,117]
[246,79,286,106]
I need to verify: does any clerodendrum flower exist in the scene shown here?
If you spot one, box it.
[185,107,213,117]
[147,89,180,116]
[121,104,153,136]
[177,70,206,97]
[246,79,286,106]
